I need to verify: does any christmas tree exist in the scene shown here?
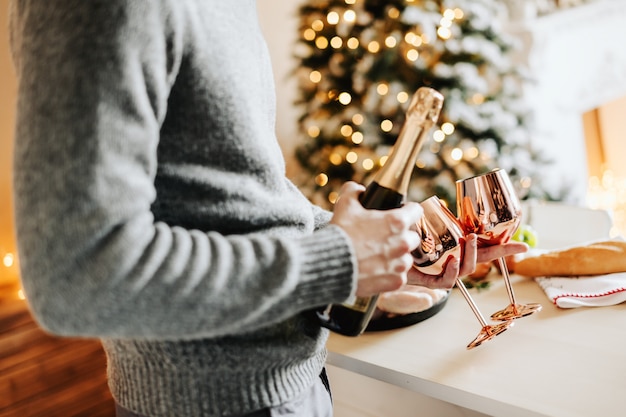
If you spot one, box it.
[292,0,558,212]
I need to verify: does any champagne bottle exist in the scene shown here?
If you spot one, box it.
[317,87,444,336]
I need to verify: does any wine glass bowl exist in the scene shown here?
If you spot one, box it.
[457,171,522,247]
[413,195,514,349]
[456,169,542,321]
[412,196,463,275]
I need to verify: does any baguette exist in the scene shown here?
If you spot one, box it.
[514,240,626,277]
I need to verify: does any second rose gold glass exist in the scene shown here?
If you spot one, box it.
[413,196,514,349]
[456,169,542,321]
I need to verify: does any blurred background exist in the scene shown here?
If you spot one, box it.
[2,1,626,416]
[3,0,626,288]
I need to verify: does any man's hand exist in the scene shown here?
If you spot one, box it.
[330,182,424,298]
[407,234,529,289]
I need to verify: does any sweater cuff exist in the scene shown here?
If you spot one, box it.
[294,225,357,309]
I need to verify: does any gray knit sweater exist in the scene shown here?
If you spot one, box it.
[10,1,357,415]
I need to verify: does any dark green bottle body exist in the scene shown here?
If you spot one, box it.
[316,182,404,336]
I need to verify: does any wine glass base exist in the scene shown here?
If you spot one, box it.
[467,321,514,350]
[490,303,542,321]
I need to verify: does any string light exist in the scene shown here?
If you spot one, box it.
[441,122,455,134]
[380,120,393,132]
[437,27,452,40]
[405,32,422,47]
[1,250,20,296]
[367,41,380,53]
[309,70,322,83]
[471,93,485,104]
[388,8,400,19]
[346,37,359,49]
[432,130,445,143]
[466,146,479,159]
[519,176,532,190]
[330,36,343,48]
[385,36,397,48]
[307,126,320,137]
[315,173,329,186]
[3,253,14,268]
[338,92,352,105]
[346,151,358,164]
[312,20,324,31]
[315,37,329,49]
[396,91,409,103]
[406,49,419,61]
[351,132,364,144]
[352,113,364,125]
[438,7,459,42]
[443,9,456,20]
[327,11,340,25]
[362,158,374,170]
[329,153,342,165]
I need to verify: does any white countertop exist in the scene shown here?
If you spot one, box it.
[326,273,626,417]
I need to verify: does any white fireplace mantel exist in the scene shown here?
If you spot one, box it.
[506,0,626,203]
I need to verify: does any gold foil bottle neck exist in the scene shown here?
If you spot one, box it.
[406,87,444,125]
[374,87,444,195]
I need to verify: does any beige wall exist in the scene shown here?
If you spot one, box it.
[257,1,303,174]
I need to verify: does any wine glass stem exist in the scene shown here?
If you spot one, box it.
[455,278,489,328]
[497,257,517,305]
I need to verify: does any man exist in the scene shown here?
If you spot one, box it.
[9,1,526,416]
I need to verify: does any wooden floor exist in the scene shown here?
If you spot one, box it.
[1,284,115,417]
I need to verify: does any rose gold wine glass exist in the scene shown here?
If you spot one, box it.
[456,169,542,321]
[413,196,514,349]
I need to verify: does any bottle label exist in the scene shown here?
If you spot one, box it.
[343,296,372,312]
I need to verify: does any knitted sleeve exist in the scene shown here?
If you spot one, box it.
[10,0,356,340]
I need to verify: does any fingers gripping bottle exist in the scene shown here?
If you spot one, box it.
[317,87,444,336]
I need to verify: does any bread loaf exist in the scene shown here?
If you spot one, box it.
[514,240,626,277]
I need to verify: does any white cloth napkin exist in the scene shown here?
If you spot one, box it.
[535,272,626,308]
